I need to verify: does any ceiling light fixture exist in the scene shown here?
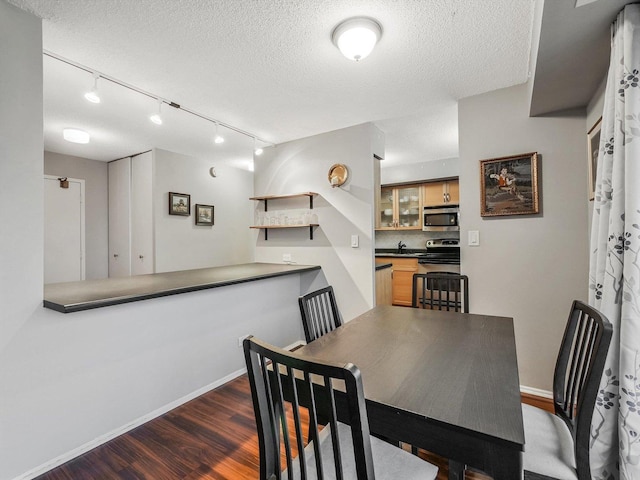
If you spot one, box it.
[331,17,382,62]
[63,128,90,144]
[150,99,163,125]
[84,73,101,103]
[214,122,225,144]
[44,51,274,150]
[254,137,263,156]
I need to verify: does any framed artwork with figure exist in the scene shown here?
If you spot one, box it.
[480,152,539,217]
[587,117,602,201]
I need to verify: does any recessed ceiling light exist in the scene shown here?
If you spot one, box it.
[332,17,382,62]
[63,128,90,144]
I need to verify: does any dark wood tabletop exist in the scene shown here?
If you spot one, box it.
[297,304,524,480]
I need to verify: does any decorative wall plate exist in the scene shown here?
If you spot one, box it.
[328,163,348,187]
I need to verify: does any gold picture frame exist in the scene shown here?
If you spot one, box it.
[480,152,540,217]
[587,117,602,201]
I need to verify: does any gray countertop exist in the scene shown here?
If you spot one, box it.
[44,262,321,313]
[375,262,392,270]
[375,249,428,258]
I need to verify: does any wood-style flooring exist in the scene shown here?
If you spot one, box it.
[35,374,496,480]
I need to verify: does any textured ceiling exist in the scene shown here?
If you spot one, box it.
[9,0,534,167]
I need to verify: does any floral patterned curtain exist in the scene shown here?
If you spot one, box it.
[589,4,640,479]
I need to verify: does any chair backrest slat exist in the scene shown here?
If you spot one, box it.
[244,336,376,480]
[412,272,469,313]
[299,286,343,343]
[552,300,613,480]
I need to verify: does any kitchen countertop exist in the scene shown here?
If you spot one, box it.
[375,248,428,258]
[44,262,321,313]
[375,262,392,270]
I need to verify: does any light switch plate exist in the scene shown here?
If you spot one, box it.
[468,230,480,246]
[351,235,359,248]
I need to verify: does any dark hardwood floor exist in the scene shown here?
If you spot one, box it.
[35,375,493,480]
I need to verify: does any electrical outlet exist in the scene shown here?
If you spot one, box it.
[282,253,292,262]
[238,334,251,348]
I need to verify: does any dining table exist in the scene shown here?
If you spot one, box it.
[295,304,525,480]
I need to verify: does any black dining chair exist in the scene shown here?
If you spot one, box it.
[243,335,439,480]
[523,300,613,480]
[411,272,469,313]
[298,285,343,343]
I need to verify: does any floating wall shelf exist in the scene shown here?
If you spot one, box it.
[250,192,318,240]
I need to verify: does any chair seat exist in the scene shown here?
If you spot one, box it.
[522,404,577,480]
[284,422,438,480]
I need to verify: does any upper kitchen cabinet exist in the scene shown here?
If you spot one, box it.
[378,185,422,230]
[423,179,459,206]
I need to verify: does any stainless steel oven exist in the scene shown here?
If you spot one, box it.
[423,205,460,231]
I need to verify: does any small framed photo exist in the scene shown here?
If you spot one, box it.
[169,192,190,216]
[195,204,214,226]
[480,152,540,217]
[587,117,602,201]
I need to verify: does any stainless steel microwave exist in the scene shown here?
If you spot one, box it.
[423,205,460,231]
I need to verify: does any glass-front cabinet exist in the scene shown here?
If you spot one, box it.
[378,185,422,230]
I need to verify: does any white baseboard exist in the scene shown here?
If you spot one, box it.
[520,385,553,399]
[13,367,248,480]
[14,338,316,480]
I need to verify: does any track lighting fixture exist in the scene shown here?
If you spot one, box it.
[45,51,274,156]
[150,99,163,125]
[214,122,224,144]
[84,73,101,103]
[254,137,263,156]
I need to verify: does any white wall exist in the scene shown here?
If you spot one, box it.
[153,148,255,272]
[44,151,109,279]
[253,124,380,322]
[0,8,298,479]
[459,83,588,391]
[380,157,460,185]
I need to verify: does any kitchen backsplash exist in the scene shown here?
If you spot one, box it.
[375,230,460,250]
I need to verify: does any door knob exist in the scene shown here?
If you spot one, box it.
[113,254,119,258]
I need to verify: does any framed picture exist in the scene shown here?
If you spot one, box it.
[169,192,190,216]
[195,204,214,226]
[480,152,540,217]
[587,117,602,201]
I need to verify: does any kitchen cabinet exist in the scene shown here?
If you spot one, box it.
[375,264,393,305]
[376,257,418,306]
[250,192,318,240]
[108,152,155,278]
[378,185,422,230]
[423,179,459,206]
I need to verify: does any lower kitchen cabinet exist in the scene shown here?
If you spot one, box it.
[376,258,462,307]
[376,257,418,306]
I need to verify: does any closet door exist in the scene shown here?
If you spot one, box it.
[108,157,131,277]
[131,151,154,275]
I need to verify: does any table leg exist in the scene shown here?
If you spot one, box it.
[448,461,465,480]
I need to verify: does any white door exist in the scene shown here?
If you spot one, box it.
[108,157,132,277]
[131,151,154,275]
[44,176,85,284]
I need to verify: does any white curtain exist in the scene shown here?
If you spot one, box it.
[589,4,640,479]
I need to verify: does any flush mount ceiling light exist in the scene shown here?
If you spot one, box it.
[150,99,163,125]
[84,73,101,103]
[63,128,90,144]
[331,17,382,62]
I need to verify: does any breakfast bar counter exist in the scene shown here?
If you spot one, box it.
[44,262,321,313]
